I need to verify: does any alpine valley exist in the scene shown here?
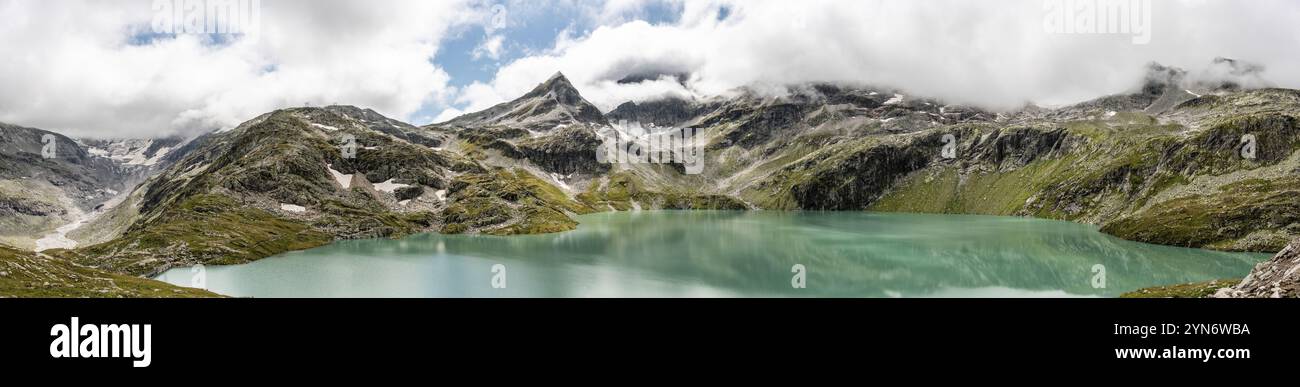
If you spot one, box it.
[3,61,1298,298]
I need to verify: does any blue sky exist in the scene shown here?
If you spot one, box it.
[419,0,683,123]
[435,1,682,88]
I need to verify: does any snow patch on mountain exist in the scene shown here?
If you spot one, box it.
[82,138,176,167]
[550,173,572,191]
[372,179,410,193]
[34,189,130,251]
[35,208,86,252]
[138,146,171,166]
[327,164,352,189]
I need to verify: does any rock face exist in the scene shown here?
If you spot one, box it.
[0,124,130,204]
[0,124,151,250]
[1216,239,1300,298]
[516,125,609,175]
[606,97,714,128]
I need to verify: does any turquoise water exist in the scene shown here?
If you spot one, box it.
[155,211,1268,298]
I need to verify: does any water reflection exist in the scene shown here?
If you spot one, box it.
[156,211,1267,298]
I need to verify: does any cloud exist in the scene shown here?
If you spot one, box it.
[0,0,476,139]
[6,0,1300,136]
[455,0,1300,115]
[473,34,506,60]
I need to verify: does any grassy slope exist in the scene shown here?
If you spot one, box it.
[1,245,219,298]
[868,111,1299,253]
[1102,177,1300,252]
[1120,279,1240,298]
[870,154,1084,217]
[440,168,593,235]
[57,194,335,276]
[577,171,749,212]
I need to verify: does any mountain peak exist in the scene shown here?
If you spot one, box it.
[444,72,607,130]
[523,71,581,100]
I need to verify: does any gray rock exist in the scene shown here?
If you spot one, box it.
[1217,239,1300,298]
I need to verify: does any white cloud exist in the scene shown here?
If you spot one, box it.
[473,34,506,60]
[0,0,476,139]
[432,107,466,123]
[6,0,1300,137]
[457,0,1300,114]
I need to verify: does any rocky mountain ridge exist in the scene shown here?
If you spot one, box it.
[441,72,608,131]
[3,61,1298,296]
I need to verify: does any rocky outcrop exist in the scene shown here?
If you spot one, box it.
[516,125,610,175]
[0,194,65,217]
[787,143,932,210]
[1215,239,1300,298]
[606,97,713,128]
[316,106,446,148]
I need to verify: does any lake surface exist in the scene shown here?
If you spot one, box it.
[155,211,1268,298]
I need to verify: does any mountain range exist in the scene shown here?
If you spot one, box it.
[2,61,1298,297]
